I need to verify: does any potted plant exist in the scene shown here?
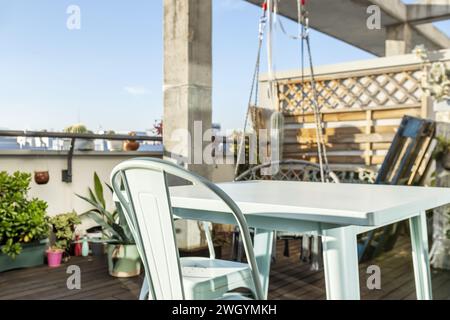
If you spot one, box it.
[48,211,81,263]
[0,171,49,272]
[153,120,163,136]
[123,131,140,151]
[46,245,64,267]
[77,173,141,277]
[105,130,123,152]
[86,225,105,256]
[64,124,95,151]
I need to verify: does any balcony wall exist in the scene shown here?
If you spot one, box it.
[0,150,235,230]
[0,150,160,216]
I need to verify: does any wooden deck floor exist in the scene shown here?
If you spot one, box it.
[1,236,449,300]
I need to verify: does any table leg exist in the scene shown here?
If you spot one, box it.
[409,211,433,300]
[254,229,274,299]
[322,226,360,300]
[140,276,149,300]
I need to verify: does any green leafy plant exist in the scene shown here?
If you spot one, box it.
[0,171,49,258]
[48,211,81,252]
[77,172,133,244]
[64,123,92,134]
[414,46,450,102]
[47,243,66,252]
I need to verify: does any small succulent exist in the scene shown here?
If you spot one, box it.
[64,124,93,134]
[48,211,81,251]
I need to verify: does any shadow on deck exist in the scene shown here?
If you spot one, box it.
[0,236,449,300]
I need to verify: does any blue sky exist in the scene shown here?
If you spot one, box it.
[0,0,448,132]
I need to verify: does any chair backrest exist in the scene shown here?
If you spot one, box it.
[111,158,264,300]
[376,116,435,186]
[235,159,340,183]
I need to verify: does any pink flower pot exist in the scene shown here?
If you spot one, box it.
[47,250,63,267]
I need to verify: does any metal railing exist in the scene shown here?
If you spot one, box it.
[0,130,162,183]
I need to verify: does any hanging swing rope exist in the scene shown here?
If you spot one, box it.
[235,0,331,182]
[276,0,330,182]
[301,2,331,181]
[235,1,268,177]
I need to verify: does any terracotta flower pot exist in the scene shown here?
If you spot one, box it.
[123,141,140,151]
[34,171,50,185]
[123,132,140,151]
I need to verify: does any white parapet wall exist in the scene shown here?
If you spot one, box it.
[0,151,162,230]
[0,150,235,234]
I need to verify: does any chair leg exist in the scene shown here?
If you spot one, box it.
[254,229,274,300]
[410,211,433,300]
[301,235,310,262]
[271,231,278,263]
[358,230,376,262]
[237,236,244,262]
[202,221,216,259]
[139,277,149,300]
[311,235,322,271]
[231,227,239,261]
[383,221,405,252]
[370,225,393,259]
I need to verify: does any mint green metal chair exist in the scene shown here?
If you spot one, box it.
[111,158,264,300]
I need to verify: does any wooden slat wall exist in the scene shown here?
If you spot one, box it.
[277,66,427,166]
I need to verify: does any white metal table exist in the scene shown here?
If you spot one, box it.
[170,180,450,300]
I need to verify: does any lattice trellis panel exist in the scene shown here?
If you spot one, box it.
[278,69,423,115]
[273,66,428,167]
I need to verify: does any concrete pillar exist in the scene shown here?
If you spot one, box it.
[431,120,450,270]
[385,23,413,56]
[163,0,213,250]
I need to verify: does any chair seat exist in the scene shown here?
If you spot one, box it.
[181,257,254,300]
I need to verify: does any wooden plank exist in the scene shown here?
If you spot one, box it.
[285,107,421,124]
[421,95,433,119]
[282,104,422,117]
[372,108,421,120]
[365,110,373,166]
[285,111,367,123]
[282,154,386,165]
[285,119,402,130]
[284,125,398,137]
[283,142,391,153]
[331,133,394,144]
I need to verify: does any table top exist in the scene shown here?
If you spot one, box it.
[170,181,450,226]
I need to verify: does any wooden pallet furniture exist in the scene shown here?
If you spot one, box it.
[358,115,436,261]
